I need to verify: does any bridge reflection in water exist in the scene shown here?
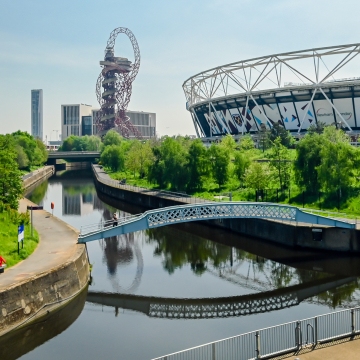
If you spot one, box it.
[86,276,356,319]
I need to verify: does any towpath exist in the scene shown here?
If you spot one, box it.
[0,198,79,290]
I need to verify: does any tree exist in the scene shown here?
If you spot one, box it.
[148,146,166,187]
[233,151,250,186]
[307,121,327,135]
[102,130,123,147]
[269,137,292,190]
[294,132,322,192]
[208,144,229,187]
[126,140,154,178]
[239,135,255,151]
[258,124,271,152]
[147,137,189,190]
[0,135,23,209]
[100,145,125,172]
[219,134,236,155]
[15,145,29,169]
[160,137,189,191]
[59,135,76,151]
[317,126,356,195]
[87,135,102,151]
[268,122,294,148]
[244,162,272,191]
[12,131,37,165]
[187,139,209,191]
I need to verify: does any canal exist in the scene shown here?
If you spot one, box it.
[7,170,360,359]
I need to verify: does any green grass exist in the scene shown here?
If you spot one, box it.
[105,166,360,218]
[0,210,39,268]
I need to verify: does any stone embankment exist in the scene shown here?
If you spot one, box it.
[92,164,360,253]
[22,165,54,191]
[0,168,89,336]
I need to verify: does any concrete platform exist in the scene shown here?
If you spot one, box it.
[286,337,360,360]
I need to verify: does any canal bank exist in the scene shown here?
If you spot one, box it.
[92,164,360,253]
[14,168,360,360]
[0,168,89,336]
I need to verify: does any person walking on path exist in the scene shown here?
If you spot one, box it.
[113,212,118,227]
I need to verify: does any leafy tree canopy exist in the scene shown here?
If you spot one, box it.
[0,135,23,209]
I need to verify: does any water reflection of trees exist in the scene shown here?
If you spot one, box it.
[146,226,360,308]
[26,179,48,204]
[148,227,231,276]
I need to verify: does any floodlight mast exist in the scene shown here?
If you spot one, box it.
[96,27,142,138]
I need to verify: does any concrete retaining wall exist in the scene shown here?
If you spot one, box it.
[23,166,54,191]
[93,167,360,253]
[0,166,89,336]
[0,245,89,336]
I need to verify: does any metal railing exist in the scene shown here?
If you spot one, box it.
[93,164,209,204]
[92,164,358,228]
[151,307,360,360]
[79,214,140,234]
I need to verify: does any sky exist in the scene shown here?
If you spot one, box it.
[1,0,360,140]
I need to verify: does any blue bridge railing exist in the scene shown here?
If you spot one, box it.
[78,202,355,243]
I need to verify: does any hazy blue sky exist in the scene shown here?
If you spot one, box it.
[1,0,360,139]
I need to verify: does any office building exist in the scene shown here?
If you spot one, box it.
[31,89,43,140]
[61,104,92,141]
[92,109,156,139]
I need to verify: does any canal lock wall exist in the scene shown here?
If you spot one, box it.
[0,166,90,336]
[92,166,360,253]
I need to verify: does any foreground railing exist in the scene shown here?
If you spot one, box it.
[151,307,360,360]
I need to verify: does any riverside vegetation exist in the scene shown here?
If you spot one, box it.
[0,132,46,268]
[60,124,360,215]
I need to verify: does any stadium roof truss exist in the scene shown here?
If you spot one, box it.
[183,44,360,135]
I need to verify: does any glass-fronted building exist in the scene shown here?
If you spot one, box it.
[31,89,43,140]
[61,104,92,140]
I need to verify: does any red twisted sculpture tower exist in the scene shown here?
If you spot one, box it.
[95,27,142,138]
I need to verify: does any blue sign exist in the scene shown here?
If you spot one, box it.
[18,224,24,243]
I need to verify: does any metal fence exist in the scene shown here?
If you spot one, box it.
[151,307,360,360]
[92,164,359,228]
[93,164,209,204]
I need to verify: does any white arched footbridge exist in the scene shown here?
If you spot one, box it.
[78,202,355,243]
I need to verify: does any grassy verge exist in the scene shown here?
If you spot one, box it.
[0,209,39,268]
[20,165,46,176]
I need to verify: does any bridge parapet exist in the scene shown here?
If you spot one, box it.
[78,202,355,243]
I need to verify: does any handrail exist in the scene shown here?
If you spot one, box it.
[151,306,360,360]
[93,164,358,223]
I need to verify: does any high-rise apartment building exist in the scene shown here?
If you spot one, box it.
[31,89,43,140]
[61,104,92,141]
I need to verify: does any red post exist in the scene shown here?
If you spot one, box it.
[0,256,6,267]
[51,202,54,216]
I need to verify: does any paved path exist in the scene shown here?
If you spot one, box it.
[286,338,360,359]
[0,198,79,291]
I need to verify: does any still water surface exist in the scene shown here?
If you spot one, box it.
[12,171,360,359]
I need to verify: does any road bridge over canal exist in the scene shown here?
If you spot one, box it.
[78,202,356,243]
[47,151,100,163]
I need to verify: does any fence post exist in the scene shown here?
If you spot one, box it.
[351,309,355,335]
[314,316,318,344]
[212,342,216,360]
[295,321,301,350]
[255,331,261,359]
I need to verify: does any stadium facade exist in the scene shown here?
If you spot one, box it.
[183,44,360,143]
